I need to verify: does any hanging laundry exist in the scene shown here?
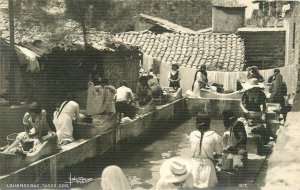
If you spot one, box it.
[86,82,106,115]
[143,54,153,71]
[15,45,41,73]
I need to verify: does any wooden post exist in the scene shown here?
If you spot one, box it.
[8,0,16,104]
[50,157,57,184]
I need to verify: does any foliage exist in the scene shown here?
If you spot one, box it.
[13,0,56,26]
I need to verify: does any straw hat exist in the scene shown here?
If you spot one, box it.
[244,78,264,90]
[160,157,192,183]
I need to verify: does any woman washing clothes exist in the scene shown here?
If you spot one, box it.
[192,64,208,95]
[101,79,117,114]
[148,74,163,100]
[240,78,270,144]
[3,102,52,154]
[53,93,80,145]
[222,110,248,170]
[168,63,181,89]
[136,75,152,106]
[189,114,223,188]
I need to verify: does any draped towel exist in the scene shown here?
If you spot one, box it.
[86,83,106,115]
[15,45,40,73]
[143,54,153,71]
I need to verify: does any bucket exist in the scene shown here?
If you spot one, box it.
[221,155,233,171]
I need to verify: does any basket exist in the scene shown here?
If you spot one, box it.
[6,133,19,146]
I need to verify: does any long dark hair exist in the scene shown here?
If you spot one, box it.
[196,114,211,154]
[192,68,208,91]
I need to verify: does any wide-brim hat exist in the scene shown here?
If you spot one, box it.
[243,78,264,90]
[160,157,192,183]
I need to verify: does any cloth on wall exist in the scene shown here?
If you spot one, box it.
[207,71,242,91]
[86,82,106,115]
[143,54,153,71]
[152,58,160,74]
[15,45,40,73]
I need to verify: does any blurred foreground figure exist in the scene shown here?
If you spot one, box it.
[101,165,131,190]
[156,157,194,190]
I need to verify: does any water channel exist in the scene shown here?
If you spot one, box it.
[54,118,265,190]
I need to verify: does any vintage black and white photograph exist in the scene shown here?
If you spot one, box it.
[0,0,299,189]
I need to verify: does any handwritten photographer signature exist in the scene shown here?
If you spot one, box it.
[65,173,95,186]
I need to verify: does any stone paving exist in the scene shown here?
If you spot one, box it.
[263,94,300,190]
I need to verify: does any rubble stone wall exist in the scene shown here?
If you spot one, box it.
[263,110,300,189]
[285,2,300,67]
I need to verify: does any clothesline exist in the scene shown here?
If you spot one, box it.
[155,59,298,94]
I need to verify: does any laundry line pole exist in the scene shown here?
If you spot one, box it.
[8,0,16,104]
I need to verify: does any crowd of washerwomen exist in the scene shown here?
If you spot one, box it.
[0,61,293,190]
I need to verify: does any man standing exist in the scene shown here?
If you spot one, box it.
[115,80,135,119]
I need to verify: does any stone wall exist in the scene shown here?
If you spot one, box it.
[263,4,300,189]
[263,99,300,189]
[102,52,140,91]
[212,7,245,33]
[238,30,286,69]
[284,2,300,67]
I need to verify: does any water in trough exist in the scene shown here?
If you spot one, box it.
[55,118,266,190]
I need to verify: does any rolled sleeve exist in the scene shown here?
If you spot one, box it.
[23,112,31,126]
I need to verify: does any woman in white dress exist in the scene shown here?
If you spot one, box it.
[190,114,223,188]
[53,93,80,145]
[192,65,208,96]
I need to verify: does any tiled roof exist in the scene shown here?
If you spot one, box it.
[212,0,248,8]
[140,14,197,34]
[115,31,245,71]
[253,0,294,2]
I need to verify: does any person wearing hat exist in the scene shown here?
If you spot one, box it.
[156,157,194,190]
[240,78,267,122]
[192,64,208,95]
[3,102,51,153]
[189,114,222,188]
[240,78,272,144]
[222,110,248,169]
[168,63,181,89]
